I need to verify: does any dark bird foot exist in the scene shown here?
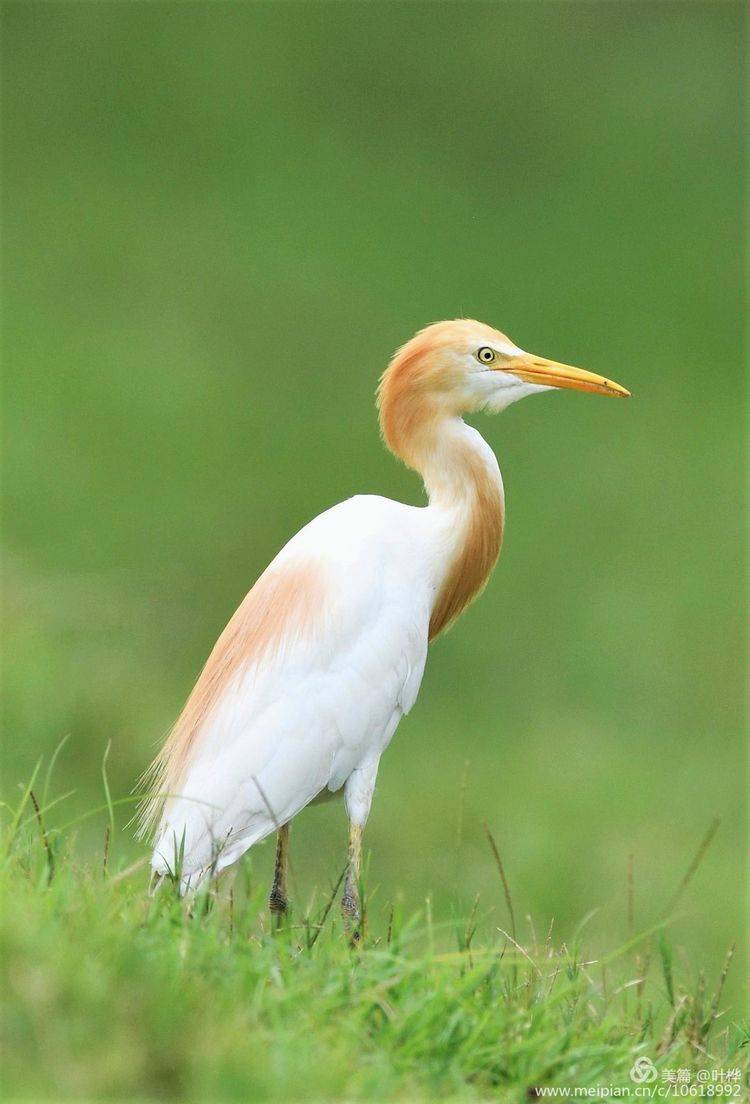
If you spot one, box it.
[268,890,289,924]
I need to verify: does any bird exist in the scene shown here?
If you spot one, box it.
[139,319,629,929]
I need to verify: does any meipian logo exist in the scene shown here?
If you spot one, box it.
[629,1056,657,1084]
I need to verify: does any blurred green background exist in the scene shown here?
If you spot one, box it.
[1,2,745,996]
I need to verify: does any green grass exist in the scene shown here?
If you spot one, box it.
[2,771,747,1103]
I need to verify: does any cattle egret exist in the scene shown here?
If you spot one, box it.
[140,319,629,928]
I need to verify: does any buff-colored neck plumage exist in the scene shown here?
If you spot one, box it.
[378,322,505,640]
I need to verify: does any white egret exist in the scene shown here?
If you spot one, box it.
[140,319,629,926]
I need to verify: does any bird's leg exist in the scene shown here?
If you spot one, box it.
[268,822,290,921]
[341,760,379,940]
[341,820,363,934]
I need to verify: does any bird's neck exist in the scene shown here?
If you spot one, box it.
[391,413,506,640]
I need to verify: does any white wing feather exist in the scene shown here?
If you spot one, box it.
[151,495,432,886]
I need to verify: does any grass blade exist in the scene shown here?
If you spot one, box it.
[482,821,516,944]
[29,789,55,884]
[3,760,42,858]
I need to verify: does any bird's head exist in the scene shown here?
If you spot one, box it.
[378,319,629,461]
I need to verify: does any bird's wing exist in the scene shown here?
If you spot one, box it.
[144,496,431,886]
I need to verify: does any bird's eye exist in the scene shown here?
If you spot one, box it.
[477,347,496,364]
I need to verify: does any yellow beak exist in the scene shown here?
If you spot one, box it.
[503,353,631,399]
